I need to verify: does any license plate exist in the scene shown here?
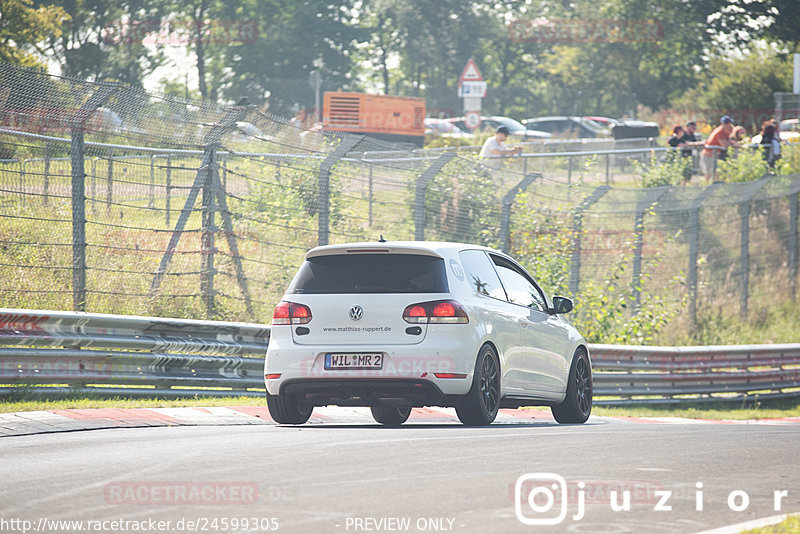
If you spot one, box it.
[324,353,383,370]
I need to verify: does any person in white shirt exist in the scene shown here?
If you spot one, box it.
[479,126,522,159]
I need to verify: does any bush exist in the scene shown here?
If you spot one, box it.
[717,147,770,182]
[633,153,689,187]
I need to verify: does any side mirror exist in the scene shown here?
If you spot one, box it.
[550,296,573,314]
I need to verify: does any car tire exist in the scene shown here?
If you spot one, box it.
[266,392,313,425]
[551,348,592,424]
[456,344,500,426]
[370,406,412,426]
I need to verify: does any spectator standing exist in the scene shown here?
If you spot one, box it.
[669,123,702,183]
[761,124,781,169]
[701,116,740,182]
[667,125,684,149]
[479,126,522,164]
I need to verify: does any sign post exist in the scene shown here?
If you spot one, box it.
[458,59,485,130]
[309,70,323,123]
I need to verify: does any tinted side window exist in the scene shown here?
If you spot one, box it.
[289,254,448,294]
[458,250,506,300]
[490,256,547,311]
[530,121,556,133]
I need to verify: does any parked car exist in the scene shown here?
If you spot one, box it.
[264,241,592,426]
[584,116,620,129]
[424,118,473,138]
[610,119,660,140]
[779,118,800,143]
[522,116,610,138]
[449,116,551,140]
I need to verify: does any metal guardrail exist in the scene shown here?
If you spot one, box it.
[1,309,798,404]
[590,344,800,405]
[0,309,268,398]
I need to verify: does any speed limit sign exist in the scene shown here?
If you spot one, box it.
[464,111,481,130]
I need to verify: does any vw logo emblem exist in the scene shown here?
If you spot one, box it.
[349,305,363,321]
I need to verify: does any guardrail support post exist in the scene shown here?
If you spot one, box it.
[500,173,540,253]
[69,82,119,312]
[317,135,363,246]
[569,185,610,296]
[414,152,456,241]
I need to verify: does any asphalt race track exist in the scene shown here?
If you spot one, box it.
[0,407,798,534]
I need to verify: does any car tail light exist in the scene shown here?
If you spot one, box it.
[403,300,468,324]
[265,374,281,380]
[434,373,467,379]
[272,301,312,325]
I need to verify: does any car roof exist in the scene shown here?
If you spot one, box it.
[305,241,501,259]
[523,116,580,122]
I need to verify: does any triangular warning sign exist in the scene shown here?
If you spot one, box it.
[459,59,483,84]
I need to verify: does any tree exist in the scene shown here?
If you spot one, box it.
[209,0,365,115]
[0,0,68,67]
[44,0,166,88]
[670,49,793,131]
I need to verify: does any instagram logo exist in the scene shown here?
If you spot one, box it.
[515,473,568,525]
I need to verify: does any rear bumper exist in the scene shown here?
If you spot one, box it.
[278,378,452,407]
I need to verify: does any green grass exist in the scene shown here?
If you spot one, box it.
[742,515,800,534]
[0,395,263,413]
[2,393,800,419]
[592,398,800,420]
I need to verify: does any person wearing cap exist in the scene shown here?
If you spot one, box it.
[479,126,522,159]
[681,120,702,154]
[700,115,740,182]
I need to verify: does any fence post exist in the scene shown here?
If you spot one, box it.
[790,191,798,302]
[90,158,97,214]
[500,173,540,253]
[687,183,723,324]
[200,147,218,319]
[106,150,113,215]
[414,152,456,241]
[317,135,363,246]
[632,188,668,312]
[150,105,250,297]
[567,155,573,185]
[69,82,119,312]
[368,164,374,228]
[43,142,50,205]
[737,178,770,321]
[166,155,172,227]
[569,185,610,295]
[739,201,750,321]
[149,154,155,209]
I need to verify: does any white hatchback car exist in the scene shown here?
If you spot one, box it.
[264,241,591,426]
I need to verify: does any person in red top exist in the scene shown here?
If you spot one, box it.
[700,116,740,182]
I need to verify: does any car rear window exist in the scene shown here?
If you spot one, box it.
[288,254,449,294]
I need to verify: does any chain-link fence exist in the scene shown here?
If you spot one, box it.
[1,62,799,332]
